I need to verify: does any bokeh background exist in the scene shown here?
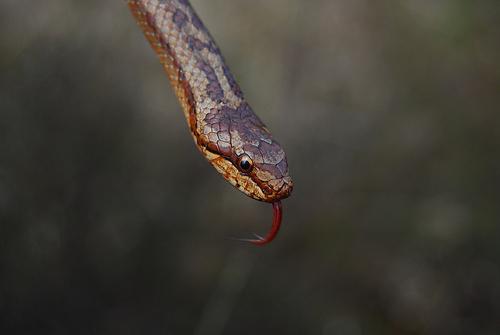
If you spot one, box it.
[1,0,499,334]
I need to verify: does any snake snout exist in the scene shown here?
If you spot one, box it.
[263,176,293,202]
[253,160,293,202]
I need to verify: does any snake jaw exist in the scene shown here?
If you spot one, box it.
[202,145,292,202]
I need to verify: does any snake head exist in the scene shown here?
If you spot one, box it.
[198,103,293,202]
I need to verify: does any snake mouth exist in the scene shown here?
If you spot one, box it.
[238,201,283,246]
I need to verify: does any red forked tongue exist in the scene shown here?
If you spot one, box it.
[240,201,282,246]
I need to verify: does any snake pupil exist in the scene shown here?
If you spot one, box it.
[239,155,253,172]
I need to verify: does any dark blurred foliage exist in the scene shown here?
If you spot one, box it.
[1,0,500,334]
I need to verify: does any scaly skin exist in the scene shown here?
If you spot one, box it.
[128,0,293,244]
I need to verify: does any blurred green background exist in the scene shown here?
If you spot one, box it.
[1,0,499,334]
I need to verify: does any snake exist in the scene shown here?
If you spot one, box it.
[127,0,293,245]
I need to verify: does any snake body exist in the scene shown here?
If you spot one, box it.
[128,0,292,243]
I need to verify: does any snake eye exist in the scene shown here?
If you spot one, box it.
[238,154,253,173]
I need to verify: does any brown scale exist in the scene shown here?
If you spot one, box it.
[128,0,293,245]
